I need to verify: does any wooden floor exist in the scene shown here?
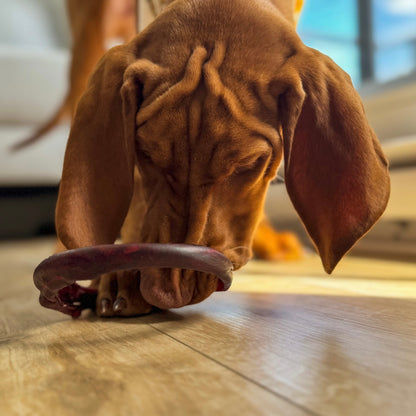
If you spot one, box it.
[1,238,415,416]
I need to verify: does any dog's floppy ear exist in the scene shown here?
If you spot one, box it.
[276,47,390,273]
[56,46,140,249]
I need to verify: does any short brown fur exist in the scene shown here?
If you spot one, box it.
[56,0,390,316]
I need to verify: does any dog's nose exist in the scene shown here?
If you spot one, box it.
[139,268,218,309]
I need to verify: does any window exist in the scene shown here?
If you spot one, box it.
[298,0,416,86]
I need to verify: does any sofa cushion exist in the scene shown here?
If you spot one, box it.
[0,46,69,124]
[0,0,70,124]
[0,123,68,186]
[0,0,69,49]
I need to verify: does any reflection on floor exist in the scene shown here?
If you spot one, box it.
[1,238,415,416]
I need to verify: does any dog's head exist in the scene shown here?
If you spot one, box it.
[56,2,389,309]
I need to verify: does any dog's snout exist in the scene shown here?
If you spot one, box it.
[140,268,218,309]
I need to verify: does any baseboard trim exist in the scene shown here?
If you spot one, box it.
[0,186,58,239]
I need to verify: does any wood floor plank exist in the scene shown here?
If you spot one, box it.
[0,239,310,416]
[1,238,415,415]
[1,318,309,415]
[146,257,416,416]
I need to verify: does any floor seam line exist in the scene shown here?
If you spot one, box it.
[148,323,321,416]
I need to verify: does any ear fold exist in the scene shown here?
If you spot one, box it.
[56,46,140,249]
[278,47,390,273]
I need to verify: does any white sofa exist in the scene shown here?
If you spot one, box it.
[0,0,71,238]
[0,0,70,186]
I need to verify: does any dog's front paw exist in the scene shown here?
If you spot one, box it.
[93,271,153,317]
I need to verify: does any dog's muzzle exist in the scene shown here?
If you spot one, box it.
[33,243,234,318]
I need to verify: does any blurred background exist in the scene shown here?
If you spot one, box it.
[0,0,415,261]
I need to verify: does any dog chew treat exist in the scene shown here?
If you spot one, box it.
[34,243,234,318]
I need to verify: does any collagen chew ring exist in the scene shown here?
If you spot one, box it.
[33,243,234,318]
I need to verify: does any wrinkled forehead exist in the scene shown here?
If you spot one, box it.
[135,43,280,167]
[137,114,275,174]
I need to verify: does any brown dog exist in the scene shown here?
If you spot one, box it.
[13,0,301,261]
[55,0,390,316]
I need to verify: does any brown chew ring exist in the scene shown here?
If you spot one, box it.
[33,243,234,318]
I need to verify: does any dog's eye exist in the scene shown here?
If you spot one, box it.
[139,149,160,167]
[141,150,152,162]
[137,145,152,162]
[234,155,268,176]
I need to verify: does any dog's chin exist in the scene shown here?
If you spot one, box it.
[139,268,218,309]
